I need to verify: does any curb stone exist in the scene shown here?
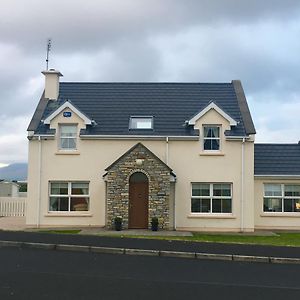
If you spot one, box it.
[232,255,270,263]
[90,246,124,255]
[160,250,196,259]
[125,248,159,256]
[270,257,300,264]
[56,244,90,252]
[196,252,232,261]
[1,240,300,265]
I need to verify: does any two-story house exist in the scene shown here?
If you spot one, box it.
[26,69,300,231]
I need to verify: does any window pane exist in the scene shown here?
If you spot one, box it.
[284,199,300,212]
[72,183,89,195]
[192,184,210,196]
[212,199,222,213]
[285,185,300,197]
[264,184,281,197]
[49,197,69,211]
[61,125,77,136]
[204,127,219,138]
[213,184,231,197]
[191,199,200,212]
[130,117,153,129]
[191,199,210,213]
[71,197,89,211]
[200,199,210,212]
[222,199,232,213]
[263,198,282,212]
[50,183,68,195]
[60,137,76,149]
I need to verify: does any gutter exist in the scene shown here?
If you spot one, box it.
[79,135,199,141]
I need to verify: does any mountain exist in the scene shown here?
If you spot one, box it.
[0,163,28,181]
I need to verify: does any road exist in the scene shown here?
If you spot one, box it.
[0,247,300,299]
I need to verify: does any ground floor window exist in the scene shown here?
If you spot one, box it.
[191,183,232,213]
[264,184,300,213]
[49,181,89,212]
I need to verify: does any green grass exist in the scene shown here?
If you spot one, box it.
[39,229,81,235]
[122,232,300,247]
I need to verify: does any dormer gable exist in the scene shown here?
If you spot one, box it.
[43,101,93,126]
[188,101,238,127]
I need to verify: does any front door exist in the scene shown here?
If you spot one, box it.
[129,172,149,229]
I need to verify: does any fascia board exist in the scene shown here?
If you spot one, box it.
[188,102,237,126]
[43,102,92,125]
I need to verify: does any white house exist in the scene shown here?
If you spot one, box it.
[26,69,300,231]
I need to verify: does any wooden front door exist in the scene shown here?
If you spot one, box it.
[129,172,149,229]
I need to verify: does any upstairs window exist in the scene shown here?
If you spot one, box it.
[59,125,77,150]
[203,126,220,151]
[129,117,153,130]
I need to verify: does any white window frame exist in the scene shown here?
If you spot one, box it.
[191,183,232,214]
[129,116,153,130]
[202,125,221,151]
[49,181,90,212]
[59,124,78,150]
[263,184,300,213]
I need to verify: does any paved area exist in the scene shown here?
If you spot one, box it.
[1,247,300,300]
[1,230,300,259]
[0,217,26,231]
[80,228,193,236]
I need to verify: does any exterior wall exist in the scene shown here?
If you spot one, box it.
[27,107,255,231]
[254,178,300,230]
[0,183,19,197]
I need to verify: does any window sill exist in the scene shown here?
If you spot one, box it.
[188,213,235,219]
[45,212,92,217]
[199,152,224,156]
[55,150,80,155]
[260,213,300,218]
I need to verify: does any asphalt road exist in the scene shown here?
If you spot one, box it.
[1,230,300,258]
[0,247,300,300]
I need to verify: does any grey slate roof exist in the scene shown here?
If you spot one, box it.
[30,81,256,137]
[254,144,300,176]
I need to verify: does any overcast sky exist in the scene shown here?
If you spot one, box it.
[1,0,300,166]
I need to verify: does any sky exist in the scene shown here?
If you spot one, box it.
[0,0,300,166]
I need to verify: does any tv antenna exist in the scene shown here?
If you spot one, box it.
[46,38,52,70]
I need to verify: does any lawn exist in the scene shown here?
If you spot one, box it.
[125,232,300,247]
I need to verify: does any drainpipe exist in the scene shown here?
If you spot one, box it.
[165,136,169,165]
[240,137,245,232]
[165,136,176,230]
[37,136,42,228]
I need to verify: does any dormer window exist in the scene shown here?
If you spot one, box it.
[59,125,77,150]
[129,116,153,130]
[203,126,220,151]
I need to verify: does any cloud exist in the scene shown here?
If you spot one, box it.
[0,0,300,164]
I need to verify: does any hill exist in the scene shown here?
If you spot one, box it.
[0,163,28,181]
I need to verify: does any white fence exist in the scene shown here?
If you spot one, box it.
[0,197,27,217]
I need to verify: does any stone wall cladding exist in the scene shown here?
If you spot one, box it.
[106,143,171,229]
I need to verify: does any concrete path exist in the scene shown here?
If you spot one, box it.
[0,216,26,231]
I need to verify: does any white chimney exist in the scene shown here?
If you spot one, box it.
[42,69,63,100]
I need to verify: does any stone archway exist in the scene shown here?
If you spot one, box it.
[105,143,175,229]
[128,172,149,229]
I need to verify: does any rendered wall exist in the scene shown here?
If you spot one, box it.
[26,107,255,231]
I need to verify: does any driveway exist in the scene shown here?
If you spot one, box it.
[0,216,26,231]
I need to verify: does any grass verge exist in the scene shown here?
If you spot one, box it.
[118,232,300,247]
[39,229,81,235]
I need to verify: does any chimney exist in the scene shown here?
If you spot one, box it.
[41,69,63,100]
